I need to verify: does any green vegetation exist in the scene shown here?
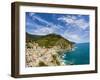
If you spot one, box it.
[39,61,48,66]
[52,54,60,65]
[26,32,75,49]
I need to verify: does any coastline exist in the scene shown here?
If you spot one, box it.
[63,43,89,65]
[26,42,74,67]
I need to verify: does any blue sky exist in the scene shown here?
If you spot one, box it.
[26,12,89,43]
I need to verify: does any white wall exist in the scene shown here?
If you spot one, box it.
[0,0,99,80]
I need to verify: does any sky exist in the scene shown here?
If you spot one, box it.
[26,12,89,43]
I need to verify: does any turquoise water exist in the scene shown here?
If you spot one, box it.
[63,43,90,65]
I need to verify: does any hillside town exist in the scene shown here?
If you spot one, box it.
[26,42,66,67]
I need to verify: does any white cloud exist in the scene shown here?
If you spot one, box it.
[58,15,89,30]
[32,15,50,25]
[27,14,64,35]
[31,27,54,35]
[75,19,89,30]
[71,34,80,40]
[58,15,76,24]
[31,14,64,30]
[62,31,81,43]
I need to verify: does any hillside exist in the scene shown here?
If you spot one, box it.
[26,32,75,67]
[26,32,75,50]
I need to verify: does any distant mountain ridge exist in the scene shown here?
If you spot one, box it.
[26,32,75,49]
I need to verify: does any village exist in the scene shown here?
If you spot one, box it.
[26,42,66,67]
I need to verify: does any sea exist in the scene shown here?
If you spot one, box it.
[63,43,90,65]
